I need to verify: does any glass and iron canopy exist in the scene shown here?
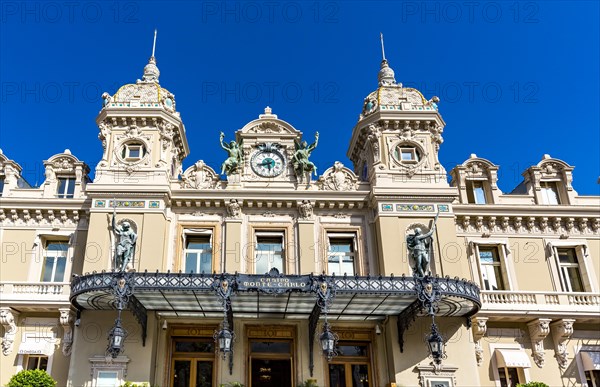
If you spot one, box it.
[71,270,479,342]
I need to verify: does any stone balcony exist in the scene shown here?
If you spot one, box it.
[480,290,600,321]
[0,281,71,311]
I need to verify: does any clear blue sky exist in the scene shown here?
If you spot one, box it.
[1,1,599,194]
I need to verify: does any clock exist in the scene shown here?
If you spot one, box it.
[251,147,286,177]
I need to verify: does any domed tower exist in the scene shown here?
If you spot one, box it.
[347,39,452,196]
[92,44,189,190]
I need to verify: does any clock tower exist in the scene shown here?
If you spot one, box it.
[223,107,318,189]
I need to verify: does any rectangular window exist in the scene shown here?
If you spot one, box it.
[184,235,212,274]
[26,355,48,370]
[255,233,284,274]
[327,235,356,276]
[466,180,487,204]
[122,143,145,161]
[96,371,119,387]
[479,247,505,290]
[540,181,560,205]
[557,248,584,292]
[498,367,521,387]
[0,177,5,196]
[41,242,68,282]
[57,177,75,198]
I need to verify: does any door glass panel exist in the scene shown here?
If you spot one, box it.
[337,344,368,357]
[173,360,191,387]
[250,341,291,353]
[329,364,346,387]
[251,359,291,387]
[196,361,213,387]
[174,340,214,353]
[351,364,370,387]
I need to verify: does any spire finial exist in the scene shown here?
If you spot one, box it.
[377,33,397,87]
[140,29,160,83]
[152,29,157,58]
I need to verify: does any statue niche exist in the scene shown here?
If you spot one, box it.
[111,211,138,272]
[406,212,439,277]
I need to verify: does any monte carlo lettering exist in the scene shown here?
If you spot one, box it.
[238,274,311,292]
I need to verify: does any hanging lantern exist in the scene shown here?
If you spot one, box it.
[217,326,233,354]
[107,318,127,358]
[319,322,338,361]
[214,317,234,360]
[426,322,445,365]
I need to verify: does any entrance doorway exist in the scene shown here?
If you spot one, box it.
[170,338,215,387]
[327,342,372,387]
[248,340,294,387]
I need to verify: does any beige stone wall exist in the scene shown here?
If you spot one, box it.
[68,311,157,387]
[82,212,168,273]
[0,313,69,387]
[1,229,37,282]
[386,316,481,386]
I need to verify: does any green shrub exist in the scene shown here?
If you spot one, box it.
[517,382,549,387]
[7,369,57,387]
[219,383,244,387]
[120,383,150,387]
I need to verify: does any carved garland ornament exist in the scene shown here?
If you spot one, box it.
[0,308,18,356]
[180,160,220,189]
[317,162,358,191]
[550,319,575,368]
[472,317,488,366]
[59,308,75,356]
[527,318,552,368]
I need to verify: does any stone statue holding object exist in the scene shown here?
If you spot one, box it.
[292,132,319,177]
[219,132,243,175]
[407,211,439,277]
[112,207,137,272]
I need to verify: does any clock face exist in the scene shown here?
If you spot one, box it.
[251,150,285,177]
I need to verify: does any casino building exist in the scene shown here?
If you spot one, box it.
[0,46,599,387]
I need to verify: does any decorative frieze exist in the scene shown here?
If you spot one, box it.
[378,203,449,215]
[0,208,83,227]
[457,215,599,236]
[550,319,575,369]
[527,318,552,368]
[93,200,161,209]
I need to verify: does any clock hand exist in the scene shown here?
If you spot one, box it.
[260,159,275,170]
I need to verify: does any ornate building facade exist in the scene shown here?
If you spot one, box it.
[0,49,599,387]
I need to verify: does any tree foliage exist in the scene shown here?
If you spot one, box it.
[7,369,57,387]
